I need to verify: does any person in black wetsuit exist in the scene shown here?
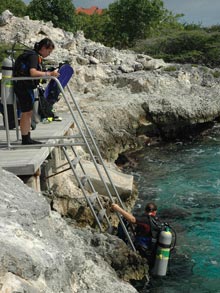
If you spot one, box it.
[14,38,59,145]
[111,202,162,268]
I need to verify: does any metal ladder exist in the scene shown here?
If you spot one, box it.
[60,83,136,250]
[1,76,136,251]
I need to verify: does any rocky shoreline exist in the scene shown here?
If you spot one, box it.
[1,10,220,292]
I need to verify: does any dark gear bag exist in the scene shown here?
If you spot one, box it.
[37,86,54,119]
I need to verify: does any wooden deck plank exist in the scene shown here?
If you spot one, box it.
[0,113,74,175]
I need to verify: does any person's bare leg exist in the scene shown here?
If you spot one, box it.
[20,111,32,135]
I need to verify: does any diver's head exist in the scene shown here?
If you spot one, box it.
[145,202,157,216]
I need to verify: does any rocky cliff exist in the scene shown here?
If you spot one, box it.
[1,10,220,160]
[0,168,147,292]
[1,10,220,292]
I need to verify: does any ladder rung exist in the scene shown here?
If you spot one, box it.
[81,175,88,186]
[89,192,98,205]
[98,209,106,222]
[71,157,80,168]
[107,225,115,234]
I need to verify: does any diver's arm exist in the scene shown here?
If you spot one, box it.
[111,203,136,224]
[30,68,59,77]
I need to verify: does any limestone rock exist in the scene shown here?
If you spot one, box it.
[0,273,40,293]
[0,8,215,154]
[76,55,89,65]
[1,9,220,292]
[0,10,13,26]
[2,10,219,148]
[142,58,166,70]
[93,47,115,63]
[119,64,135,73]
[89,56,100,64]
[0,168,143,292]
[75,159,134,199]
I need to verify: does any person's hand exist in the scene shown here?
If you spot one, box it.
[111,203,119,211]
[50,69,59,77]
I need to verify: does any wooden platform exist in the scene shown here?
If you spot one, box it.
[0,113,74,176]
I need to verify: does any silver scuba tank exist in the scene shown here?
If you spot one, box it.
[1,55,14,104]
[32,88,41,124]
[1,55,17,129]
[152,227,172,276]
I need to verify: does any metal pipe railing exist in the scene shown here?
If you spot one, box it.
[1,76,65,148]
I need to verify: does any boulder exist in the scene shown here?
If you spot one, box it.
[0,168,145,292]
[0,10,13,26]
[75,159,134,199]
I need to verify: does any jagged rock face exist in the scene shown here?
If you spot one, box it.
[1,12,220,290]
[1,11,220,159]
[0,168,146,292]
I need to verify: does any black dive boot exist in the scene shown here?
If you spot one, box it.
[21,134,30,145]
[28,132,43,144]
[22,133,43,145]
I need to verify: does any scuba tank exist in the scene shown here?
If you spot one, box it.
[31,87,41,130]
[152,227,172,276]
[1,54,14,104]
[1,53,16,129]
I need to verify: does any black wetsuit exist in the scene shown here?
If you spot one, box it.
[135,214,162,267]
[14,51,42,112]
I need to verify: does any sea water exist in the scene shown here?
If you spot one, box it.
[128,125,220,293]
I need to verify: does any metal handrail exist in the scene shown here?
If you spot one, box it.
[1,76,63,148]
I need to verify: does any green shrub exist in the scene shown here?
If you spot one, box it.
[212,71,220,78]
[0,42,31,70]
[163,65,177,72]
[0,0,27,17]
[132,29,220,68]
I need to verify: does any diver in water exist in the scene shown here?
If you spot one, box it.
[111,202,162,268]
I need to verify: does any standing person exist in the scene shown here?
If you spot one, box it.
[14,38,59,145]
[111,202,162,268]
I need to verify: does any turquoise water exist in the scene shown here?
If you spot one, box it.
[128,126,220,293]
